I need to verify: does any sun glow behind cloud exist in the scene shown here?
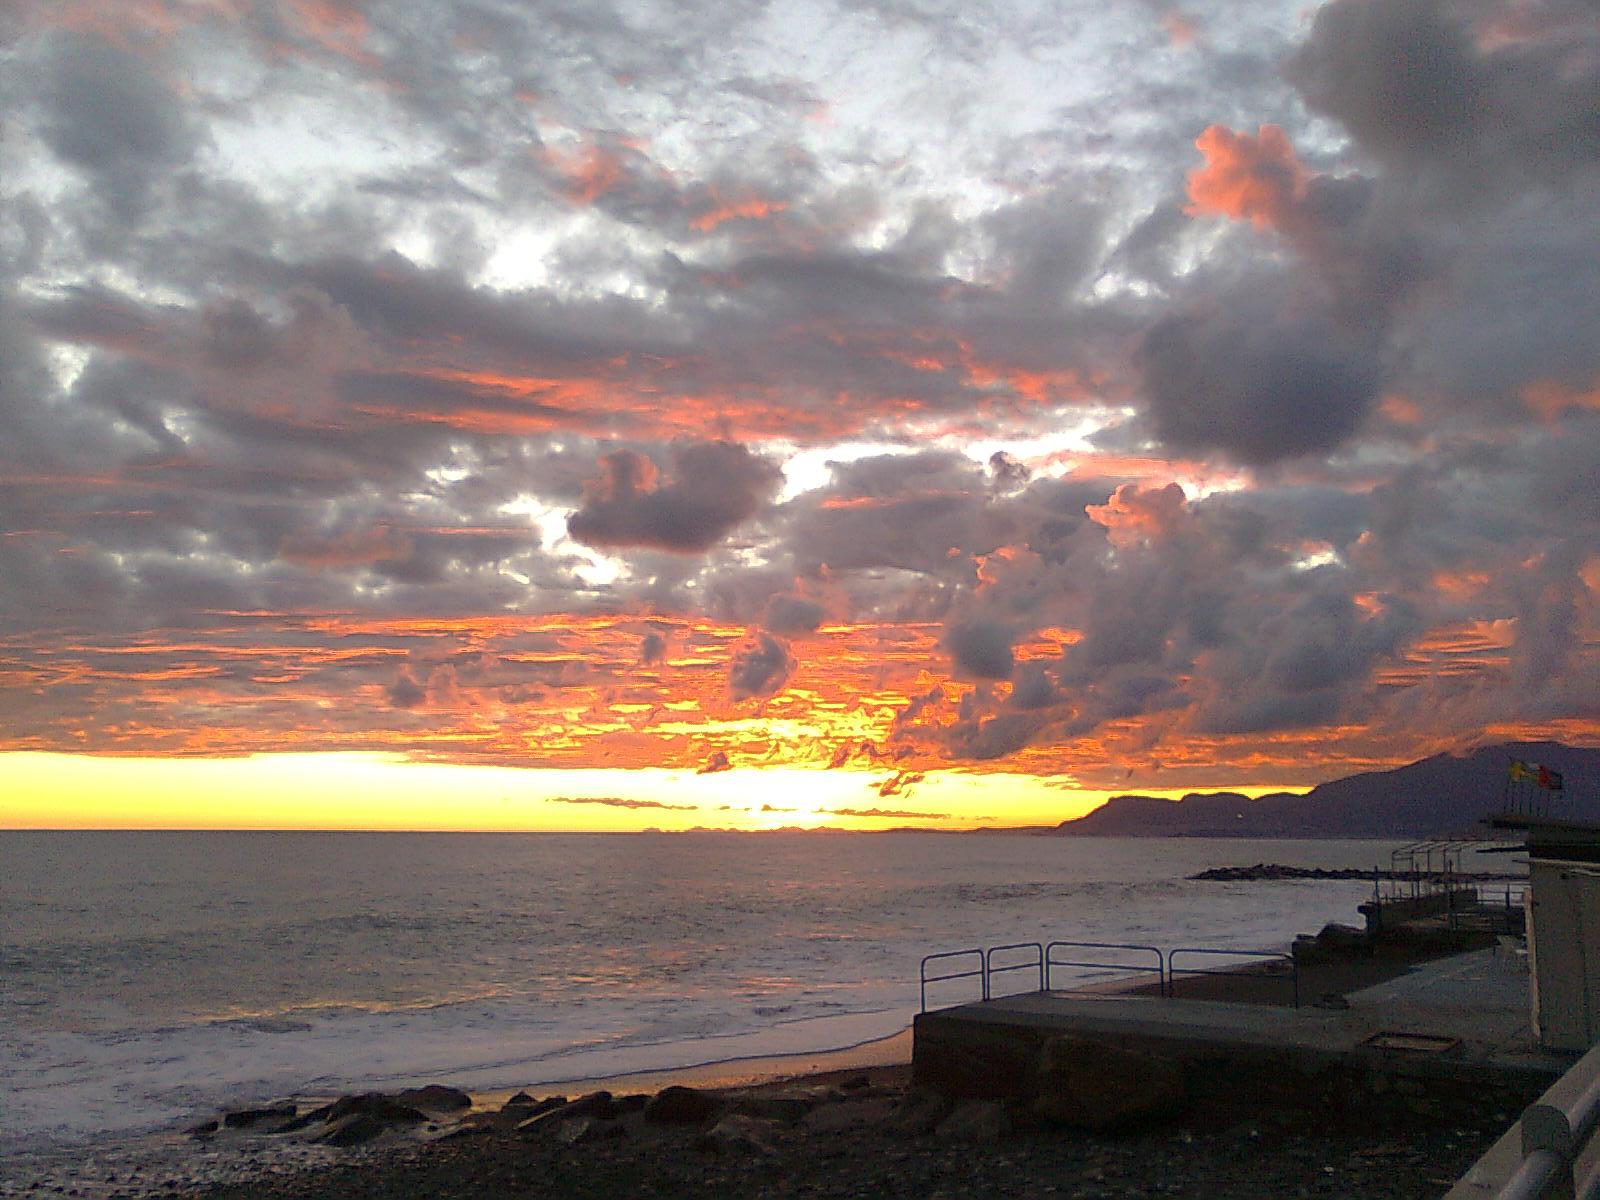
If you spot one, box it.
[0,751,1244,831]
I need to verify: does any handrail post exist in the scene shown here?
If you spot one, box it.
[1521,1103,1577,1200]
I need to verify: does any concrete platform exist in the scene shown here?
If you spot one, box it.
[912,949,1576,1111]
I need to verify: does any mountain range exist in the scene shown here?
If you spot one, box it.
[1049,742,1600,838]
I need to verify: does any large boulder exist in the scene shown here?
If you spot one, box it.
[508,1094,566,1121]
[1317,923,1369,955]
[396,1085,472,1112]
[324,1093,427,1125]
[643,1085,722,1125]
[693,1115,779,1157]
[557,1116,625,1146]
[515,1091,615,1135]
[315,1113,390,1147]
[1032,1037,1186,1132]
[222,1104,297,1129]
[286,1092,430,1146]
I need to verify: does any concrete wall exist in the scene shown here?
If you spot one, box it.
[911,1008,1543,1126]
[1529,861,1600,1052]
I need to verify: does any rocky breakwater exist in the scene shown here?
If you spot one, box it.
[1190,864,1380,882]
[1190,863,1524,883]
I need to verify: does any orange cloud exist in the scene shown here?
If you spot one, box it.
[283,0,377,68]
[1522,377,1600,421]
[548,143,625,205]
[1186,124,1309,231]
[691,193,790,233]
[279,525,413,569]
[1378,393,1426,425]
[1085,482,1189,548]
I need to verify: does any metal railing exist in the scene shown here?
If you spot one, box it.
[1168,947,1299,1008]
[1046,941,1166,995]
[920,940,1298,1011]
[983,942,1044,999]
[1374,840,1528,905]
[919,948,985,1011]
[1490,1040,1600,1200]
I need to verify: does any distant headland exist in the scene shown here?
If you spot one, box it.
[1030,741,1600,839]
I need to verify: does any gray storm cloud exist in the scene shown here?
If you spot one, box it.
[568,442,783,554]
[1138,294,1382,465]
[728,631,796,701]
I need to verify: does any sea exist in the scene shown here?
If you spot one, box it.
[1,831,1400,1158]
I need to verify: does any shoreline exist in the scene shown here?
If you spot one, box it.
[7,1038,1516,1200]
[0,1031,915,1200]
[469,1027,914,1109]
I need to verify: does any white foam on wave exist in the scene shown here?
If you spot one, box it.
[0,989,909,1152]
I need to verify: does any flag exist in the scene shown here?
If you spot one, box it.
[1509,758,1564,790]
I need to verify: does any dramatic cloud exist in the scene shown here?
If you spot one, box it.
[697,751,733,775]
[1187,124,1309,232]
[1292,0,1600,190]
[568,442,782,553]
[31,33,199,226]
[728,631,795,701]
[944,619,1016,681]
[872,771,926,799]
[1138,293,1381,464]
[640,632,667,664]
[2,0,1597,806]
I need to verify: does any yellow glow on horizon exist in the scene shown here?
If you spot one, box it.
[0,752,1302,832]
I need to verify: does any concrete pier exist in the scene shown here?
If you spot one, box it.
[913,949,1573,1119]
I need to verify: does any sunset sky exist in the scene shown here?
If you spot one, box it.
[2,0,1598,830]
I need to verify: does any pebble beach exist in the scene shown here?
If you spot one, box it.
[163,1063,1525,1200]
